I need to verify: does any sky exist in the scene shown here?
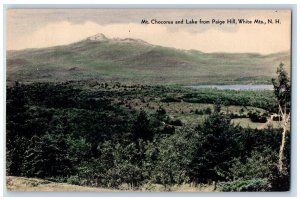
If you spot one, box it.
[6,9,291,54]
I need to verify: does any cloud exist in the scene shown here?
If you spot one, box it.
[7,17,290,54]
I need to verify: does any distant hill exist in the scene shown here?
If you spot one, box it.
[6,33,291,85]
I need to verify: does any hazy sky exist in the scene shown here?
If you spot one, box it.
[7,9,291,54]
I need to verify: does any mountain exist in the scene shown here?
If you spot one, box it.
[6,33,291,85]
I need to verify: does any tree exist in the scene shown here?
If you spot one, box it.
[152,128,198,189]
[213,99,222,113]
[271,63,291,172]
[6,82,28,176]
[189,112,235,183]
[132,110,154,141]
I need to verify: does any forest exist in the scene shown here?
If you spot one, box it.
[6,65,291,192]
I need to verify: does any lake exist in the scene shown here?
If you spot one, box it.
[189,85,274,91]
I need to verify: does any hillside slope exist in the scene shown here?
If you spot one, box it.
[7,33,290,85]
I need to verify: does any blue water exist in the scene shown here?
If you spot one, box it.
[189,85,273,91]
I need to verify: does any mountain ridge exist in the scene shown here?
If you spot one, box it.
[6,34,291,85]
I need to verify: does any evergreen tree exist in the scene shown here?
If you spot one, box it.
[6,82,28,176]
[132,110,154,141]
[189,112,235,183]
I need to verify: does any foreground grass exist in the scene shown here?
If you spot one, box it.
[6,176,117,192]
[6,176,216,192]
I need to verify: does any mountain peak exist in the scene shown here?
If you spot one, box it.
[86,33,150,45]
[87,33,108,41]
[112,37,149,45]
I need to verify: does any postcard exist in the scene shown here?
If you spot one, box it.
[6,8,292,192]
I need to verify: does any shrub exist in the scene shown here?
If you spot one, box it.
[195,109,204,115]
[248,111,268,123]
[67,175,81,185]
[218,178,271,192]
[142,182,165,192]
[162,125,175,134]
[168,119,183,126]
[204,107,212,115]
[161,97,181,103]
